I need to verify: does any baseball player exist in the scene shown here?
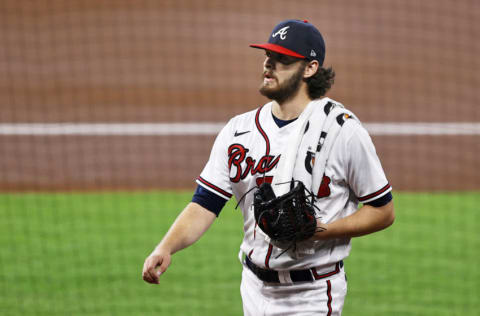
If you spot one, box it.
[143,19,395,316]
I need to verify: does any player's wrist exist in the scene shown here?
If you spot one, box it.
[312,221,329,240]
[154,243,173,256]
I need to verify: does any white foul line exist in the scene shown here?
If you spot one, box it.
[0,122,479,136]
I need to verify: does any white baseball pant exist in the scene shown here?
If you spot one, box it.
[240,265,347,316]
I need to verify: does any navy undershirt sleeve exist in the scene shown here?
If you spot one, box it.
[364,192,393,207]
[192,185,228,217]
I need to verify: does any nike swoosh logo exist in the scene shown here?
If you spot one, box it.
[234,130,251,137]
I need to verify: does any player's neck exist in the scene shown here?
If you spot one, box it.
[271,90,312,120]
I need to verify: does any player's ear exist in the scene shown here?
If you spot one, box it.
[303,60,319,79]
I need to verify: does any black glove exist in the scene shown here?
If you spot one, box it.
[253,181,318,246]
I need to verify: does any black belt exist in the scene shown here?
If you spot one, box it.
[245,256,343,283]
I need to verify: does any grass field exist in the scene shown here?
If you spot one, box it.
[0,191,478,315]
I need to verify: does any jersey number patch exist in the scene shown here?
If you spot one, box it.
[256,176,273,187]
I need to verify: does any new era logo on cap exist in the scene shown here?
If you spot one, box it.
[250,19,326,65]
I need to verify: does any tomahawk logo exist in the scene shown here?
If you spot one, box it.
[272,26,290,40]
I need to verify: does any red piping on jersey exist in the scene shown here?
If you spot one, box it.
[248,249,254,259]
[265,244,273,269]
[255,106,270,155]
[197,176,233,198]
[358,183,391,202]
[255,106,274,270]
[326,280,333,316]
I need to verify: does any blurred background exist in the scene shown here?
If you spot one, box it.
[0,1,478,315]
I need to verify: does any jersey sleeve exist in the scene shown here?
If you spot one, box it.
[196,119,234,200]
[192,185,228,216]
[342,121,392,204]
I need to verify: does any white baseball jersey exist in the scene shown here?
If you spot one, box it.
[196,97,391,271]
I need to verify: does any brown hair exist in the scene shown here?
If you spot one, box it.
[304,66,335,99]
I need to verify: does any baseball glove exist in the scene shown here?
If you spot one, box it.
[253,181,318,250]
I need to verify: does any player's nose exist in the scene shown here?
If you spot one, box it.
[263,56,276,70]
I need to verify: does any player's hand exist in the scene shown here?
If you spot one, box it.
[142,249,171,284]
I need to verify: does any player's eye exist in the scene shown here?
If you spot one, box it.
[277,55,289,64]
[277,55,298,65]
[265,51,296,65]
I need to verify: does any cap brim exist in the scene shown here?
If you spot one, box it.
[249,43,306,59]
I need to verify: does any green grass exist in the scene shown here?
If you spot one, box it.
[0,191,479,315]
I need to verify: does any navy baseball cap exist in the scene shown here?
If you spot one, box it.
[250,19,326,65]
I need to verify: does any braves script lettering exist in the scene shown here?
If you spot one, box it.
[228,144,280,183]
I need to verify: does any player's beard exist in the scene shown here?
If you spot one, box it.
[259,64,306,104]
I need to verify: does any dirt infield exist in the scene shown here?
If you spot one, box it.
[0,0,478,192]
